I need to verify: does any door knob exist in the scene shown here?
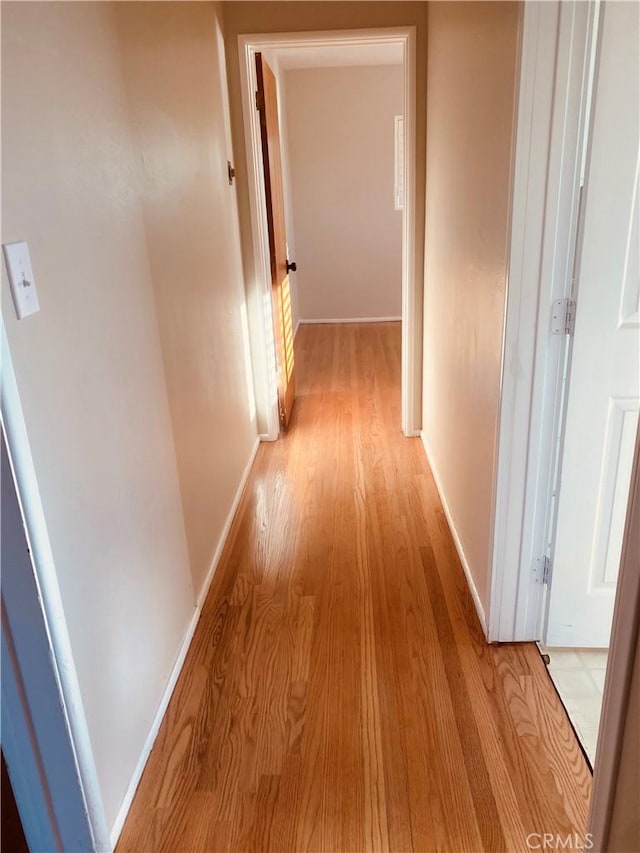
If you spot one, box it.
[286,260,297,273]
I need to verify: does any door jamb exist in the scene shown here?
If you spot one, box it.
[238,27,418,440]
[489,0,599,643]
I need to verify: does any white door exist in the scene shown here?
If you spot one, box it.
[545,1,640,648]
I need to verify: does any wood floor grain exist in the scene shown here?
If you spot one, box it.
[118,322,591,853]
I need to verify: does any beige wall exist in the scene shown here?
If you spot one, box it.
[2,0,256,831]
[114,3,258,595]
[284,65,403,322]
[421,1,520,614]
[223,1,428,433]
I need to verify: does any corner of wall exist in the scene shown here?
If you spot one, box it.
[419,430,488,637]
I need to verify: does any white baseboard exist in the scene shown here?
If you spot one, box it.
[293,319,301,340]
[299,316,402,325]
[109,435,261,848]
[109,607,199,847]
[419,431,488,637]
[196,436,260,608]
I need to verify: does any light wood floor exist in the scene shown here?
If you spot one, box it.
[118,322,591,853]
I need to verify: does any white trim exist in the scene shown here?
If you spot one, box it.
[394,114,405,211]
[293,319,301,340]
[299,316,402,325]
[489,1,562,642]
[420,432,488,636]
[489,1,597,642]
[109,435,260,846]
[108,606,199,848]
[401,28,417,437]
[195,436,260,609]
[1,322,112,852]
[238,27,418,440]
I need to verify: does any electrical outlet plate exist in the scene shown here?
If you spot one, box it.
[3,241,40,320]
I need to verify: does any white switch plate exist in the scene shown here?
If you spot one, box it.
[3,241,40,320]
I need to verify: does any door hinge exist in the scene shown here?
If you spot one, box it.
[278,398,286,426]
[255,89,264,112]
[551,298,576,336]
[535,555,552,585]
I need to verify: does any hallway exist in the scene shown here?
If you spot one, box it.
[118,322,591,852]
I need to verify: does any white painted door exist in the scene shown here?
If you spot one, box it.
[545,1,640,648]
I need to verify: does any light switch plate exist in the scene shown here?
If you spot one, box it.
[3,241,40,320]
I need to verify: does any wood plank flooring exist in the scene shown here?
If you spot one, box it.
[118,322,591,853]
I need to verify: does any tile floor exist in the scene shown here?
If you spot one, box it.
[538,646,609,765]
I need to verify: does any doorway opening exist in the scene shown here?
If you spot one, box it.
[539,0,639,766]
[491,0,639,769]
[238,28,417,439]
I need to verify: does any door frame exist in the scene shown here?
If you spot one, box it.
[1,320,111,852]
[238,27,418,440]
[489,0,601,643]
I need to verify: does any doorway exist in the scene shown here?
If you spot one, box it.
[238,28,417,440]
[540,0,639,764]
[491,0,639,767]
